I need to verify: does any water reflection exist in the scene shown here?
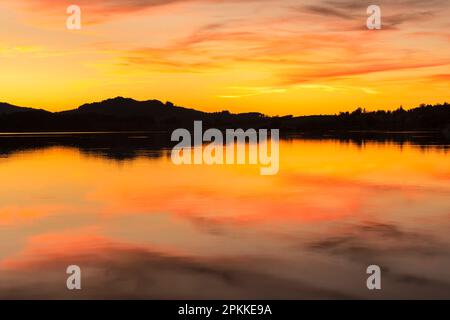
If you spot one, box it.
[0,133,449,299]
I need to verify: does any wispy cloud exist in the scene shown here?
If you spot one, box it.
[19,0,272,23]
[218,86,287,99]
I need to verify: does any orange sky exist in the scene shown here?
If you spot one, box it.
[0,0,449,115]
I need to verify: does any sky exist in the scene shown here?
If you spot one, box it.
[0,0,449,115]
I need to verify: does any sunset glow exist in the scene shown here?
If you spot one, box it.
[1,0,449,115]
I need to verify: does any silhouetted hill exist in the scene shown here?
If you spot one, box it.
[0,97,270,132]
[62,97,205,118]
[0,97,448,137]
[0,102,41,115]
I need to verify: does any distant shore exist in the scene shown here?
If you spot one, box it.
[0,98,449,135]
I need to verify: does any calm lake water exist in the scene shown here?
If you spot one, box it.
[0,133,449,299]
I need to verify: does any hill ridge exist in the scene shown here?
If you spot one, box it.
[0,98,448,135]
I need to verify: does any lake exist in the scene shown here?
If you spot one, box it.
[0,132,449,299]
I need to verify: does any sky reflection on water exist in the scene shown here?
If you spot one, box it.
[0,136,449,299]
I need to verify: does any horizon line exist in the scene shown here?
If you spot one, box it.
[1,96,449,118]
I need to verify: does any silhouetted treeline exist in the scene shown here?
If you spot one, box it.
[0,98,449,137]
[282,104,450,134]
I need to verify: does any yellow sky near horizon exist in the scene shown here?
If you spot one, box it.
[0,0,449,116]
